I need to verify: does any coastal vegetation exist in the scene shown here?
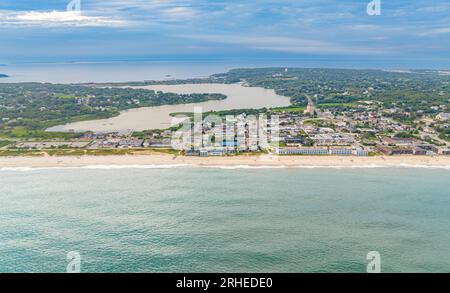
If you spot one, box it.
[95,68,450,114]
[0,140,12,148]
[0,148,181,157]
[0,83,225,138]
[210,68,450,112]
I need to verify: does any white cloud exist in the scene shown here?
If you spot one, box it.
[0,10,127,27]
[425,27,450,35]
[162,7,198,21]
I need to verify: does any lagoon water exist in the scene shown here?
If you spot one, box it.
[47,83,291,132]
[1,167,449,273]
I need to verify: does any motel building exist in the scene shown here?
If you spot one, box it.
[275,147,369,156]
[275,148,329,155]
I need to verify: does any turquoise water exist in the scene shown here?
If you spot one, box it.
[0,167,449,273]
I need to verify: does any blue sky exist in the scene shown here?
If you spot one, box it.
[0,0,450,68]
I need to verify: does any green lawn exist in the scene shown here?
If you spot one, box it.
[11,126,29,136]
[0,140,12,148]
[270,106,306,113]
[56,94,81,100]
[317,103,357,108]
[3,127,84,140]
[0,148,182,157]
[303,119,324,125]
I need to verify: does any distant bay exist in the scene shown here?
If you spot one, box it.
[0,61,230,83]
[0,59,380,84]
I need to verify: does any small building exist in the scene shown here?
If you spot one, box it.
[329,148,353,156]
[276,147,329,155]
[438,148,450,155]
[148,138,172,148]
[354,149,369,157]
[284,137,309,146]
[376,145,414,155]
[416,144,439,153]
[186,149,200,156]
[436,113,450,121]
[413,147,427,156]
[310,133,354,146]
[382,137,416,146]
[209,149,225,156]
[118,139,144,148]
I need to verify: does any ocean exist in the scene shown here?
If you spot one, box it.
[0,166,449,273]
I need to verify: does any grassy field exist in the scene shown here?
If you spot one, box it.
[270,106,306,113]
[0,148,182,157]
[0,140,12,148]
[56,94,81,100]
[317,103,357,108]
[303,119,325,125]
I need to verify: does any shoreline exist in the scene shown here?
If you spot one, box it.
[1,154,450,169]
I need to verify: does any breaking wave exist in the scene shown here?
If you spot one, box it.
[1,164,449,171]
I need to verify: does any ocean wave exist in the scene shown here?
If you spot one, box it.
[0,164,190,172]
[1,164,449,171]
[80,164,189,170]
[204,164,450,170]
[291,164,450,169]
[392,164,450,170]
[204,165,289,169]
[291,165,386,169]
[0,167,44,172]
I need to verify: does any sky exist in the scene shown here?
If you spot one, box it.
[0,0,450,68]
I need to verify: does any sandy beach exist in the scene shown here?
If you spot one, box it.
[0,154,449,169]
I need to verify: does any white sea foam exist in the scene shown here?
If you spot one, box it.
[289,165,382,169]
[80,164,190,170]
[203,164,450,170]
[204,165,289,169]
[0,164,190,172]
[393,164,450,170]
[0,164,449,171]
[289,164,450,169]
[0,167,52,172]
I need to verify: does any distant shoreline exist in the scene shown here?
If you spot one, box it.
[0,154,449,169]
